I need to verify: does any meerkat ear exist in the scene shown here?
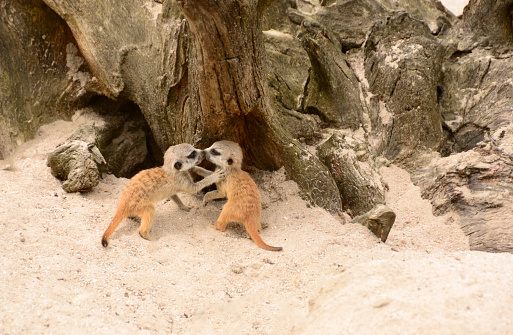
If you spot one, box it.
[227,158,233,165]
[174,161,182,170]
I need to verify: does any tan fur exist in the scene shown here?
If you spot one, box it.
[196,140,282,252]
[101,143,225,247]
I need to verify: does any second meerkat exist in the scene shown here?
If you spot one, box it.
[193,140,283,252]
[101,143,226,247]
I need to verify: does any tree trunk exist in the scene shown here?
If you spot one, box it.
[176,0,342,213]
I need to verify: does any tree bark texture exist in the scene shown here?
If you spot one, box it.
[364,13,445,164]
[176,0,343,213]
[449,0,513,52]
[47,124,105,193]
[317,132,387,217]
[351,204,396,242]
[412,127,513,252]
[176,0,272,145]
[0,0,98,158]
[300,25,364,129]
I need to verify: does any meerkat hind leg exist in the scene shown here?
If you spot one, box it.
[171,194,191,212]
[213,209,231,232]
[137,203,156,241]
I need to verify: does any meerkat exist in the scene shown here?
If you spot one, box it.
[193,140,282,252]
[101,143,226,247]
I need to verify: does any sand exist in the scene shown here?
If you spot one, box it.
[1,113,512,334]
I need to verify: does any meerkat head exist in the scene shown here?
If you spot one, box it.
[162,143,204,174]
[204,140,243,169]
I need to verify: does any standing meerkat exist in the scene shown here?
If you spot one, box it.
[101,143,226,247]
[193,140,282,252]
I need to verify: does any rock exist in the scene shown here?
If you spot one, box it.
[351,204,396,242]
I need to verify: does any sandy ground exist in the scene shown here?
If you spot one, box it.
[1,113,513,335]
[440,0,468,16]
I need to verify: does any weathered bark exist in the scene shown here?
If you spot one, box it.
[288,0,388,51]
[287,0,454,52]
[300,25,364,129]
[41,0,148,98]
[40,0,188,153]
[351,204,396,242]
[90,100,160,178]
[264,30,321,141]
[0,0,98,159]
[263,0,298,35]
[21,0,341,211]
[439,48,513,155]
[413,127,513,252]
[364,13,444,165]
[317,132,387,217]
[176,0,343,212]
[377,0,456,33]
[411,0,513,252]
[47,126,105,192]
[448,0,513,52]
[175,0,276,145]
[47,98,161,192]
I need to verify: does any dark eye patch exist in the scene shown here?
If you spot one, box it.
[211,149,220,156]
[227,158,233,165]
[187,151,197,159]
[174,162,182,170]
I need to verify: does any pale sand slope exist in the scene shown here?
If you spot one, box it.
[440,0,469,16]
[1,114,512,334]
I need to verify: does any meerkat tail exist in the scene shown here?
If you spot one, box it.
[246,223,283,252]
[101,210,128,247]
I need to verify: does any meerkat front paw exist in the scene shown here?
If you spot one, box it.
[212,167,227,182]
[214,222,227,232]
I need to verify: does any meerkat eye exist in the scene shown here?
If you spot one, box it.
[227,158,233,165]
[210,149,220,156]
[174,162,182,170]
[187,151,197,159]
